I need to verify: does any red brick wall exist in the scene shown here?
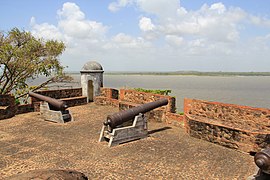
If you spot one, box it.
[184,98,270,153]
[101,87,118,99]
[95,88,185,125]
[119,89,176,113]
[94,96,119,107]
[165,112,185,127]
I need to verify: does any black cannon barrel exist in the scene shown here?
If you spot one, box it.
[254,148,270,174]
[104,98,168,129]
[29,91,68,111]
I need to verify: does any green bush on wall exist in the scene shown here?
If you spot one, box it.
[134,88,172,95]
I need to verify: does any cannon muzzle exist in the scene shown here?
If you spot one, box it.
[104,98,168,129]
[254,148,270,174]
[29,91,68,111]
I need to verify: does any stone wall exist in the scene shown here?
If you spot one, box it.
[16,104,33,114]
[0,95,16,120]
[165,112,185,127]
[95,88,184,126]
[184,98,270,153]
[119,89,176,113]
[94,96,119,107]
[0,88,87,119]
[31,88,83,99]
[94,88,119,107]
[101,87,118,99]
[31,88,87,111]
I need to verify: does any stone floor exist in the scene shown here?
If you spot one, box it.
[0,103,256,179]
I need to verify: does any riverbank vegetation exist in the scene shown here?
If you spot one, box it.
[134,88,172,95]
[104,71,270,76]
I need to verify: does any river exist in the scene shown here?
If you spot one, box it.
[61,74,269,112]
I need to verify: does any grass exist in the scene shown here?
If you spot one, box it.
[134,88,172,95]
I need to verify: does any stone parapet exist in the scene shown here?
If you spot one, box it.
[94,96,119,107]
[165,112,185,127]
[94,88,181,125]
[1,88,88,119]
[101,87,119,99]
[119,101,166,122]
[16,104,33,114]
[0,94,16,120]
[119,89,176,113]
[31,88,83,100]
[184,98,270,153]
[61,96,87,107]
[32,88,87,111]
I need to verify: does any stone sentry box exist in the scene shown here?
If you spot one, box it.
[80,61,104,102]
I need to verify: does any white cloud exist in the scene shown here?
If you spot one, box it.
[139,17,155,31]
[107,33,152,49]
[107,1,246,44]
[137,0,181,19]
[31,17,63,40]
[209,2,226,14]
[165,35,184,47]
[57,2,85,20]
[57,2,107,39]
[31,3,108,44]
[150,2,245,43]
[112,33,134,44]
[29,1,270,71]
[249,15,270,27]
[108,0,134,12]
[30,2,110,70]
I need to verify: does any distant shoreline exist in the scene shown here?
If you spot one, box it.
[66,71,270,76]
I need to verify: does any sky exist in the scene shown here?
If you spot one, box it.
[1,0,270,72]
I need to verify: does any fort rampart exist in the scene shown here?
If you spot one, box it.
[1,87,269,153]
[0,88,87,120]
[95,88,185,127]
[184,98,270,153]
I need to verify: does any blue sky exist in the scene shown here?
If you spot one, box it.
[1,0,270,72]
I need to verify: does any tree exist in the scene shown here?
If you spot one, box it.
[0,28,66,96]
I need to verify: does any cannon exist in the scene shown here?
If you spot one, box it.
[249,148,270,179]
[29,91,73,123]
[99,98,168,147]
[29,91,68,111]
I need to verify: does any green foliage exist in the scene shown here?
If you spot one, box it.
[15,98,20,105]
[178,112,184,115]
[134,88,172,95]
[0,28,66,95]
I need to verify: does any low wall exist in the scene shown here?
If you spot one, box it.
[119,89,176,113]
[31,88,87,111]
[16,104,33,114]
[0,88,87,119]
[31,88,83,99]
[94,96,119,107]
[101,88,118,99]
[95,88,184,126]
[0,95,16,120]
[184,98,270,153]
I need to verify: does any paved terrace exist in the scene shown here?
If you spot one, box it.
[0,103,256,179]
